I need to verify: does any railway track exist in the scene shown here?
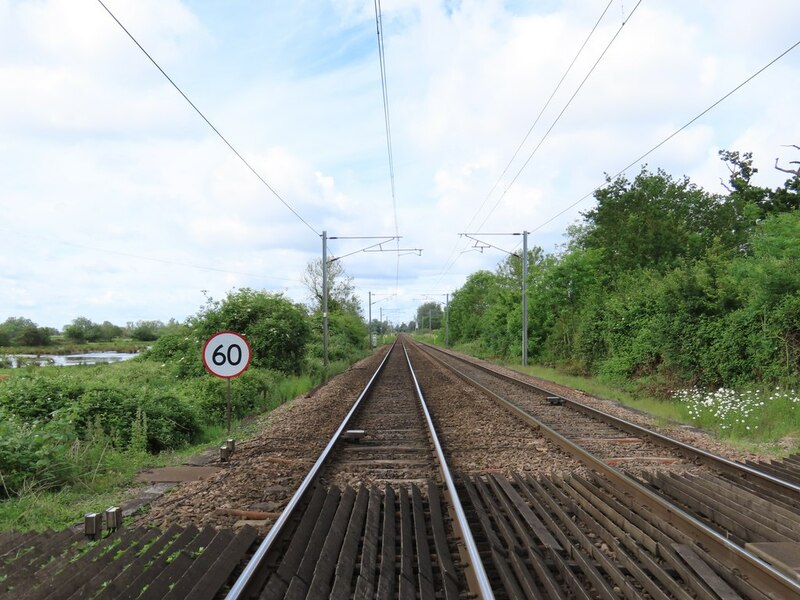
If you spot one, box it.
[409,338,800,598]
[415,340,800,494]
[225,339,492,599]
[3,338,800,598]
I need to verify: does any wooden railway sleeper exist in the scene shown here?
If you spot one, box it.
[306,485,358,598]
[557,479,683,600]
[329,485,369,598]
[261,485,336,598]
[376,485,396,599]
[682,470,800,537]
[513,475,642,600]
[410,485,436,597]
[645,472,788,546]
[283,486,344,599]
[570,477,752,594]
[570,488,699,600]
[352,486,382,600]
[579,474,770,600]
[647,471,798,544]
[137,525,216,600]
[696,472,800,523]
[99,523,185,600]
[425,481,461,599]
[459,477,507,558]
[473,476,528,556]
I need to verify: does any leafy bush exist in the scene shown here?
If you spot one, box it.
[69,387,200,452]
[0,372,84,420]
[0,412,78,498]
[179,368,279,424]
[0,364,201,454]
[146,289,312,377]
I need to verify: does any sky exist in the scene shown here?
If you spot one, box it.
[1,0,798,330]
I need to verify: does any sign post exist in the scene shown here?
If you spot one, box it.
[202,331,252,434]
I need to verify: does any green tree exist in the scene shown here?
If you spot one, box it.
[448,270,497,343]
[64,317,102,343]
[302,258,361,315]
[190,288,310,375]
[127,320,165,341]
[574,167,726,273]
[0,317,52,346]
[416,302,443,331]
[98,321,124,341]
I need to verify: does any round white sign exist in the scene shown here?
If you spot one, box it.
[202,331,252,379]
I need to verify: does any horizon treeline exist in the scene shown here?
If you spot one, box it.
[0,316,181,346]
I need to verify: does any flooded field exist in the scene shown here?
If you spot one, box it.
[2,351,138,368]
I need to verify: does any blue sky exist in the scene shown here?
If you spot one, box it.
[1,0,798,329]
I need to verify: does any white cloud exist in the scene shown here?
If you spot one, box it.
[1,0,798,328]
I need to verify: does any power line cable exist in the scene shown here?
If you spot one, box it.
[466,0,613,234]
[477,0,643,231]
[373,0,402,295]
[434,0,619,285]
[525,36,800,239]
[96,0,320,237]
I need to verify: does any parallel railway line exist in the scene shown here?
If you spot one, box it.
[416,340,800,497]
[410,338,800,598]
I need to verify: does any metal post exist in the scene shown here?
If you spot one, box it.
[445,293,450,348]
[322,231,329,367]
[368,291,372,348]
[522,230,528,366]
[226,378,232,434]
[429,308,432,333]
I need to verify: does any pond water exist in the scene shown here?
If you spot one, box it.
[4,352,139,368]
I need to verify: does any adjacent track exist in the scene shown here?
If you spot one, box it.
[416,341,800,496]
[411,339,800,598]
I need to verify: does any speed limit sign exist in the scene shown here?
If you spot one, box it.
[202,331,252,379]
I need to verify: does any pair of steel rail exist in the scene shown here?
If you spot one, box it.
[225,339,495,599]
[416,340,800,599]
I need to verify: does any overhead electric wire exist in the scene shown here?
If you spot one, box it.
[526,36,800,239]
[373,0,401,293]
[96,0,320,237]
[466,0,613,233]
[477,0,643,231]
[434,0,619,285]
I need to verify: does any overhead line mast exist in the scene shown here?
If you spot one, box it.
[321,232,422,366]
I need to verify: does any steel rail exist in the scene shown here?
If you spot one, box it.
[401,341,495,600]
[421,341,800,497]
[225,341,397,600]
[417,341,800,598]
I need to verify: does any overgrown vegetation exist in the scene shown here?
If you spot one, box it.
[0,285,368,519]
[443,149,800,448]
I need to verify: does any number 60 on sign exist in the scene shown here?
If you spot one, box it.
[202,331,252,379]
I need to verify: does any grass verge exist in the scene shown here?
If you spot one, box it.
[440,342,800,457]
